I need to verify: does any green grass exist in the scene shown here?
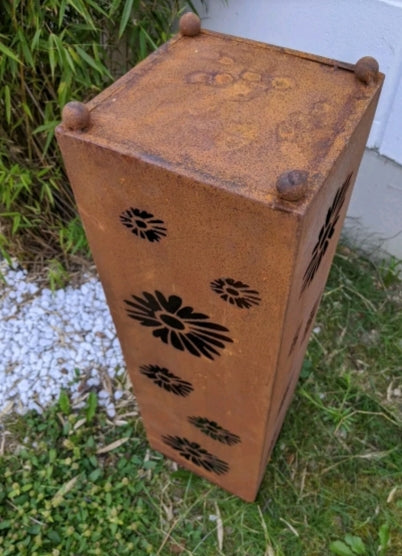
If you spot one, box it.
[0,245,401,555]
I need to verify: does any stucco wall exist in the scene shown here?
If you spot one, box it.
[195,0,402,258]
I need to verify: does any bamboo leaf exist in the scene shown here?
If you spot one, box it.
[48,35,56,80]
[119,0,134,38]
[63,46,76,74]
[21,102,33,121]
[33,120,58,156]
[74,45,108,76]
[4,85,11,124]
[139,26,158,50]
[57,80,71,107]
[17,29,35,68]
[30,28,42,52]
[40,182,54,205]
[84,0,108,17]
[58,0,68,28]
[67,45,79,63]
[53,34,67,67]
[12,213,21,234]
[0,41,22,64]
[186,2,201,16]
[68,0,96,30]
[109,0,122,17]
[43,128,56,157]
[139,27,147,60]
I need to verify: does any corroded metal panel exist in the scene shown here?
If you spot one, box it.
[56,15,383,501]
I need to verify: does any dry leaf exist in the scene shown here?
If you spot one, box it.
[51,475,80,506]
[279,517,299,537]
[96,436,130,454]
[214,501,224,551]
[73,418,87,430]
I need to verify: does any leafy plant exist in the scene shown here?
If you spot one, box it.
[330,535,367,555]
[0,0,204,272]
[330,527,392,556]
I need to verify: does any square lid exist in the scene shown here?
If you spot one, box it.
[59,15,383,209]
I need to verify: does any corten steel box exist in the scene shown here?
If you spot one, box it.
[56,16,384,502]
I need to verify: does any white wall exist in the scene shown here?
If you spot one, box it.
[195,0,402,259]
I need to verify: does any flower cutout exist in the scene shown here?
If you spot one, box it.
[288,324,301,356]
[188,416,241,446]
[277,381,291,419]
[162,435,229,475]
[210,278,261,309]
[124,291,233,360]
[139,364,193,397]
[301,173,353,293]
[301,297,321,344]
[120,207,167,242]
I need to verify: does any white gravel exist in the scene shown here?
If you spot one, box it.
[0,261,126,419]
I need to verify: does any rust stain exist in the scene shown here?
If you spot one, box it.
[56,24,384,502]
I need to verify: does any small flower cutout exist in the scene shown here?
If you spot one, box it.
[139,364,193,397]
[188,416,241,446]
[125,291,233,360]
[302,173,353,293]
[210,278,261,309]
[288,324,301,356]
[301,297,321,344]
[120,207,167,242]
[162,435,229,475]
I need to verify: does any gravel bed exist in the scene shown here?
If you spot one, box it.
[0,261,127,419]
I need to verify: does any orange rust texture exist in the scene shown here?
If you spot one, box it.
[258,86,383,486]
[56,29,383,502]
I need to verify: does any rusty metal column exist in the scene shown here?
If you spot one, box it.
[56,14,383,501]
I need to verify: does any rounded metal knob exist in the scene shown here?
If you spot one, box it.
[276,170,309,201]
[179,12,201,37]
[354,56,379,85]
[62,101,90,131]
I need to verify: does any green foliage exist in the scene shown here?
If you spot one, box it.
[0,0,203,270]
[47,258,70,290]
[0,400,165,555]
[330,530,390,556]
[330,535,367,555]
[86,391,98,423]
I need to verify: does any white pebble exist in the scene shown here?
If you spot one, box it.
[0,260,126,415]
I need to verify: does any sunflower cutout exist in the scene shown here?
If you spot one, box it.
[125,291,233,360]
[188,416,241,446]
[139,364,193,397]
[210,278,261,309]
[119,207,167,242]
[162,435,229,475]
[301,173,353,293]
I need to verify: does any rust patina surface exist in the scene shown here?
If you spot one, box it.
[56,16,383,501]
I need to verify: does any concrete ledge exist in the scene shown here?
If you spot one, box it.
[346,149,402,259]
